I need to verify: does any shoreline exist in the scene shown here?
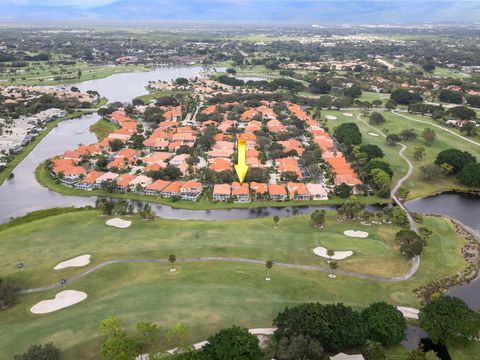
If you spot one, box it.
[414,214,480,304]
[0,111,86,185]
[0,98,107,186]
[35,161,480,212]
[35,163,390,211]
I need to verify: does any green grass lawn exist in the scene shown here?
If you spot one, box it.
[0,210,467,359]
[432,67,470,79]
[134,88,191,103]
[89,118,119,141]
[358,91,390,104]
[322,110,480,200]
[371,111,480,199]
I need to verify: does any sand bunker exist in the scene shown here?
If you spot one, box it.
[325,115,337,120]
[368,132,380,137]
[54,255,91,270]
[313,246,353,260]
[30,290,87,314]
[343,112,353,117]
[106,218,132,228]
[397,306,420,320]
[344,230,369,238]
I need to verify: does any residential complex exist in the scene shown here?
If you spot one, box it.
[48,92,361,203]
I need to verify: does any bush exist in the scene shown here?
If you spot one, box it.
[457,163,480,187]
[392,207,408,227]
[14,343,61,360]
[438,89,463,104]
[362,340,386,360]
[419,296,480,346]
[0,279,18,309]
[202,326,263,360]
[434,149,476,174]
[274,303,366,352]
[364,160,393,177]
[390,88,422,105]
[309,80,331,94]
[448,105,477,120]
[369,112,385,125]
[361,302,406,345]
[335,183,352,198]
[334,123,362,146]
[275,334,323,360]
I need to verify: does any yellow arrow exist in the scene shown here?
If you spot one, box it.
[234,138,249,184]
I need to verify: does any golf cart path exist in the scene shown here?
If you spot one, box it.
[20,255,420,294]
[356,113,417,232]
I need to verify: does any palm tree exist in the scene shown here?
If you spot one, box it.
[168,254,176,272]
[326,249,335,264]
[329,261,338,278]
[265,260,273,281]
[273,216,279,229]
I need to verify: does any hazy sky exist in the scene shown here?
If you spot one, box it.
[1,0,480,22]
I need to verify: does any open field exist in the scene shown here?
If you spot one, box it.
[89,118,119,141]
[322,110,480,199]
[358,91,390,104]
[432,66,470,79]
[370,111,480,199]
[0,209,468,358]
[134,88,191,103]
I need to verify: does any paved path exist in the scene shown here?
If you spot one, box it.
[355,113,417,232]
[391,142,418,232]
[20,255,420,294]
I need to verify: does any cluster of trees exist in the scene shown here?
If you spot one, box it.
[152,326,262,360]
[447,105,477,120]
[216,75,306,93]
[13,343,60,360]
[351,145,391,197]
[309,79,331,94]
[334,122,362,147]
[457,163,480,187]
[466,95,480,108]
[395,229,426,258]
[94,198,154,219]
[0,94,76,118]
[419,295,480,348]
[336,198,406,226]
[147,165,182,181]
[369,112,385,125]
[438,89,463,104]
[98,316,160,360]
[95,198,135,216]
[310,209,326,228]
[434,148,476,175]
[0,278,18,310]
[390,88,423,105]
[273,302,406,356]
[246,78,306,93]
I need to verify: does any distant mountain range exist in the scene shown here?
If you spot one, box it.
[1,0,480,23]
